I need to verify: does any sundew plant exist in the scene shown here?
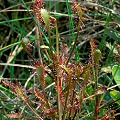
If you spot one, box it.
[0,0,120,120]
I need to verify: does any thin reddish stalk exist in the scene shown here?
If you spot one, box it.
[26,102,43,120]
[94,96,100,120]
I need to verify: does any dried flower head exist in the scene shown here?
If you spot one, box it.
[33,0,44,23]
[72,2,82,20]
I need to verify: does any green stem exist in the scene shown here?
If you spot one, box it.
[94,65,99,120]
[57,74,62,120]
[56,23,59,55]
[36,24,43,65]
[66,24,80,65]
[47,26,52,56]
[90,42,99,120]
[55,23,62,120]
[47,25,62,119]
[63,76,72,120]
[65,0,76,65]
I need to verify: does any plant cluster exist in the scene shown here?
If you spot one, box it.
[0,0,120,120]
